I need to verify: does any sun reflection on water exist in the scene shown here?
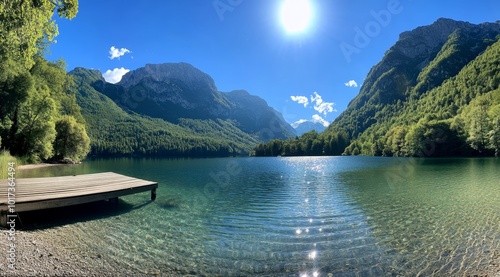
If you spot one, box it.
[28,157,500,276]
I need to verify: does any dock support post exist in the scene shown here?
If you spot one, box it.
[151,188,157,201]
[109,197,119,205]
[0,211,6,228]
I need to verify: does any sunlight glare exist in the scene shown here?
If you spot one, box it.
[280,0,312,34]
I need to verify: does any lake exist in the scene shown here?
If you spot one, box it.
[17,157,500,276]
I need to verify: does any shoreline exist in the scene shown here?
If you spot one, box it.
[17,163,78,170]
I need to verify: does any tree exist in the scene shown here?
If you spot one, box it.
[405,122,427,157]
[311,139,324,155]
[53,0,79,18]
[372,139,385,156]
[384,126,407,157]
[13,85,57,162]
[0,0,78,70]
[54,115,90,161]
[0,71,33,147]
[487,98,500,156]
[462,96,492,153]
[405,119,464,157]
[6,58,92,162]
[0,0,80,162]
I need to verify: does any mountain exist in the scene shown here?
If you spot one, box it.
[224,90,297,140]
[332,18,500,136]
[254,18,500,157]
[292,121,327,136]
[335,18,500,157]
[109,63,229,122]
[70,65,294,157]
[91,63,295,141]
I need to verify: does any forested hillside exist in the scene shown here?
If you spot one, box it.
[0,0,89,163]
[96,63,296,142]
[71,62,299,157]
[255,18,500,157]
[71,68,260,157]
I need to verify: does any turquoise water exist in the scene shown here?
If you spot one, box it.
[17,157,500,276]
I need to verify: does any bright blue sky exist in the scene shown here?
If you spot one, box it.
[47,0,500,126]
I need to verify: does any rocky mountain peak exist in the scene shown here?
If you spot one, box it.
[396,18,500,59]
[399,18,473,40]
[396,18,472,59]
[118,62,217,91]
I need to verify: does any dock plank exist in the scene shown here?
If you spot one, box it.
[0,172,158,227]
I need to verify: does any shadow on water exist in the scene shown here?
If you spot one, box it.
[16,199,154,231]
[154,197,181,210]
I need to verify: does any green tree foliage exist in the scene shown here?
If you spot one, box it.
[461,97,491,152]
[383,126,407,157]
[54,115,90,161]
[2,58,88,162]
[0,0,87,162]
[0,150,19,179]
[0,71,33,149]
[456,88,500,156]
[53,0,78,18]
[488,105,500,156]
[253,130,351,156]
[14,83,57,162]
[404,119,466,157]
[0,0,78,70]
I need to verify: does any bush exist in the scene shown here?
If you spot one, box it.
[0,150,18,179]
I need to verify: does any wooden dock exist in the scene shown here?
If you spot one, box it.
[0,172,158,227]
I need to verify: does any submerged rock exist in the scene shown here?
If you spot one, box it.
[156,198,180,209]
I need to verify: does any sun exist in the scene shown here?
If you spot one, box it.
[280,0,313,34]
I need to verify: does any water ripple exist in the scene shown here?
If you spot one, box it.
[22,157,500,276]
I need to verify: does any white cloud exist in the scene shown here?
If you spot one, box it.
[344,80,358,87]
[312,114,330,127]
[109,46,131,60]
[310,92,336,116]
[102,67,130,84]
[291,95,309,107]
[291,119,308,128]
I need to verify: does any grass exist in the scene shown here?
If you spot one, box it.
[0,150,20,179]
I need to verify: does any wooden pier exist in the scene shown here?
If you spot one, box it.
[0,172,158,227]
